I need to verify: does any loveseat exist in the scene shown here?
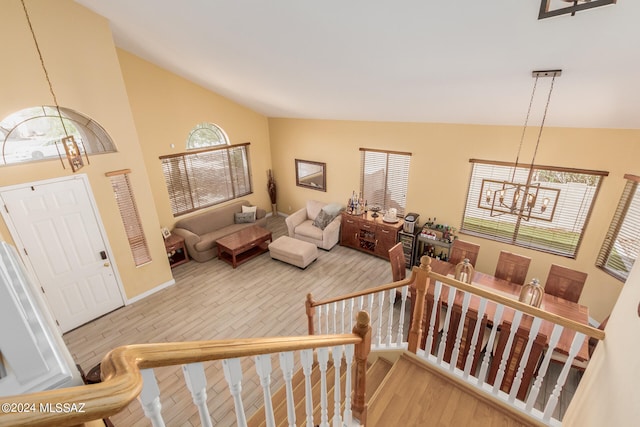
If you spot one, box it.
[285,200,342,250]
[172,200,266,262]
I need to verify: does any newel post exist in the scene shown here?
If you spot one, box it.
[352,310,371,426]
[408,256,431,353]
[305,293,316,335]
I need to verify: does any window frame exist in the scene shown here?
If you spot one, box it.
[185,122,229,150]
[160,142,252,216]
[461,158,608,258]
[359,147,412,217]
[596,174,640,281]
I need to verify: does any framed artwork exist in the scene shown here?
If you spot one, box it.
[161,227,171,239]
[295,159,326,192]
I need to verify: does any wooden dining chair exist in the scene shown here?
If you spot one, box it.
[549,315,609,373]
[388,242,407,282]
[494,250,531,285]
[544,264,588,303]
[449,239,480,266]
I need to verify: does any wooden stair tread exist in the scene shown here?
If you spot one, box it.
[367,354,533,427]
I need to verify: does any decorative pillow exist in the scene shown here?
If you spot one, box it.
[322,202,343,217]
[312,209,335,230]
[242,205,258,214]
[234,212,255,224]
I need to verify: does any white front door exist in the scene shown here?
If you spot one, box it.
[0,176,124,332]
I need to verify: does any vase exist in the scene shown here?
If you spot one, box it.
[271,203,277,216]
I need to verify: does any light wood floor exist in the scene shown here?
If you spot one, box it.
[62,215,579,426]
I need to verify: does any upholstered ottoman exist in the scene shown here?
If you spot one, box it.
[268,236,318,269]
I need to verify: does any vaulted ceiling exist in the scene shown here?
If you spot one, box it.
[75,0,640,129]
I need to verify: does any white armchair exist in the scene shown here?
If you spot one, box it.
[285,200,342,250]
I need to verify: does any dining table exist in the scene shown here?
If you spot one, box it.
[408,258,590,399]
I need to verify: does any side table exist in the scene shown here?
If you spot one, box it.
[164,233,189,268]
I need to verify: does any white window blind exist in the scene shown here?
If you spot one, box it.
[107,170,152,266]
[359,148,411,216]
[462,159,607,258]
[160,143,252,216]
[597,174,640,281]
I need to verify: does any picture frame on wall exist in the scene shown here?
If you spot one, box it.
[161,227,171,239]
[295,159,326,192]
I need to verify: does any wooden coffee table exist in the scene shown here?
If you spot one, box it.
[216,225,272,268]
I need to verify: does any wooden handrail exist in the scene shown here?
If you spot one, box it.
[0,334,362,427]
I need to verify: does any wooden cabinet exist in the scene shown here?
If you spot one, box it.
[340,212,403,260]
[164,234,189,268]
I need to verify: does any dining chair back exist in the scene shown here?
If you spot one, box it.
[494,250,531,285]
[449,239,480,266]
[388,242,406,282]
[544,264,588,303]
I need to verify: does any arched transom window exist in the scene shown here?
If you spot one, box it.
[0,106,116,166]
[186,122,229,150]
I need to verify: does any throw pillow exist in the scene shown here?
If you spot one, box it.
[312,209,335,230]
[234,212,255,224]
[242,205,257,214]
[322,202,343,217]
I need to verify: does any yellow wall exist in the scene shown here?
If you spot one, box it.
[268,118,640,321]
[0,0,172,299]
[116,50,273,229]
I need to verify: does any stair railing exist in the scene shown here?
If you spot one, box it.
[408,256,605,426]
[306,262,421,350]
[0,312,372,427]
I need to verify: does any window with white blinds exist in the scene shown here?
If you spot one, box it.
[108,170,152,266]
[160,143,252,216]
[359,148,411,216]
[597,174,640,281]
[462,159,607,258]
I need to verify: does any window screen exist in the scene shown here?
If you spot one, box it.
[462,159,607,258]
[359,148,411,216]
[160,143,252,216]
[597,175,640,281]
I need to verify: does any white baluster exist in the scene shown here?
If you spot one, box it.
[222,358,247,427]
[300,349,315,427]
[332,346,344,427]
[450,291,471,372]
[279,351,297,427]
[318,304,323,335]
[386,289,396,346]
[425,280,443,356]
[437,285,457,363]
[358,295,364,311]
[324,304,329,335]
[464,298,487,379]
[317,347,330,427]
[255,354,276,427]
[340,300,346,333]
[139,368,165,427]
[182,362,212,427]
[526,324,563,411]
[397,285,409,345]
[376,291,385,347]
[349,298,355,332]
[508,317,542,402]
[543,332,586,422]
[332,302,337,334]
[492,311,523,395]
[367,293,374,313]
[477,304,504,385]
[343,344,354,426]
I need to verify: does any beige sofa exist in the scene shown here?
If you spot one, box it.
[285,200,342,250]
[172,200,266,262]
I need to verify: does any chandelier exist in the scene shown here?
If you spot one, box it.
[479,70,561,223]
[539,0,617,19]
[21,0,88,172]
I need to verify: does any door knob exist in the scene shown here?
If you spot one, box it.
[104,262,110,267]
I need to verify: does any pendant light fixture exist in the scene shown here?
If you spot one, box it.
[21,0,89,172]
[539,0,617,20]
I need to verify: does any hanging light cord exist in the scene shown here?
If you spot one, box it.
[511,75,539,182]
[21,0,69,137]
[529,74,556,169]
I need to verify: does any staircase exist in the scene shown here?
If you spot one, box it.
[247,351,537,427]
